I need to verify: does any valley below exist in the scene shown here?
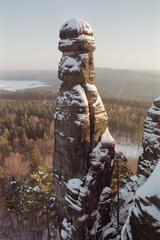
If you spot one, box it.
[0,69,158,239]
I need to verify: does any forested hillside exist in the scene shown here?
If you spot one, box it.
[0,90,151,239]
[0,89,150,181]
[0,90,150,163]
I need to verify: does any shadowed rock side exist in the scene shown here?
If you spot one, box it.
[137,96,160,178]
[121,161,160,240]
[121,96,160,239]
[54,19,115,239]
[112,96,160,232]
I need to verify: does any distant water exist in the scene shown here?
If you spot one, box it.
[0,80,50,91]
[116,143,142,161]
[113,134,142,161]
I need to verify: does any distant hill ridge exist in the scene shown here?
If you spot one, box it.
[0,68,159,101]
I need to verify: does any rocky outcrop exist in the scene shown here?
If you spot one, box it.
[137,96,160,178]
[54,18,115,239]
[112,97,160,233]
[121,96,160,239]
[121,161,160,240]
[112,171,145,230]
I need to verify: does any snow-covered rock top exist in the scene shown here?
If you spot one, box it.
[59,18,95,53]
[60,18,93,39]
[59,20,95,53]
[154,96,160,107]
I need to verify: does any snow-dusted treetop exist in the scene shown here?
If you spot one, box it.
[60,18,93,39]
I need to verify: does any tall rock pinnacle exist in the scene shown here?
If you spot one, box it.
[54,19,115,239]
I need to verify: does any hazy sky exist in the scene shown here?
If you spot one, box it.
[0,0,160,71]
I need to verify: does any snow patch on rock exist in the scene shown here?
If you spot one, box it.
[60,18,93,35]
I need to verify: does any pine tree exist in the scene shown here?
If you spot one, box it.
[30,146,42,171]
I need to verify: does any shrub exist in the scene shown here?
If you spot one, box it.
[30,146,42,171]
[3,153,30,180]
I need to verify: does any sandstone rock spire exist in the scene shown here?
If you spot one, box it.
[54,18,115,239]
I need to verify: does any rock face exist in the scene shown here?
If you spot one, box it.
[137,96,160,178]
[54,19,115,240]
[112,97,160,232]
[121,161,160,240]
[121,96,160,239]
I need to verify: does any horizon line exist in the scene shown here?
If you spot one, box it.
[0,67,160,74]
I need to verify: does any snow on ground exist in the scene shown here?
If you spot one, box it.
[0,80,49,91]
[116,143,142,161]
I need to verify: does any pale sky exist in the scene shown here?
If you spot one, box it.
[0,0,160,71]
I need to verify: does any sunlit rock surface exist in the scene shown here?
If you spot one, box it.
[54,18,115,239]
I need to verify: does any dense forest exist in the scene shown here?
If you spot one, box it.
[0,90,151,239]
[0,90,150,175]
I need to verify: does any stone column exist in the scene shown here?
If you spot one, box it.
[54,18,115,240]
